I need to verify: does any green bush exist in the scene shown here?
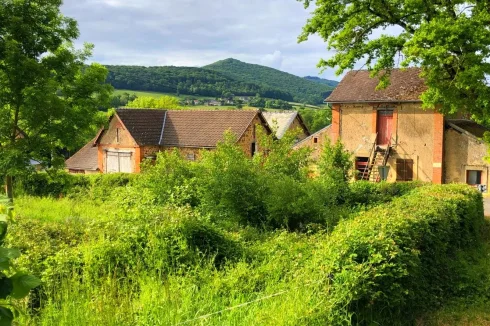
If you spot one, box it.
[348,181,422,207]
[310,184,484,325]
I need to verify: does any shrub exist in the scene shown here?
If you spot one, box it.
[310,184,484,325]
[347,181,422,207]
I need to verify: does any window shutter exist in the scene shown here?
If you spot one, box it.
[396,159,405,181]
[405,159,414,181]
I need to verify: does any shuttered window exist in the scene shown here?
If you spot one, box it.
[396,159,414,181]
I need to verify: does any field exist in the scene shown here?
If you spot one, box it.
[113,89,216,100]
[4,138,489,325]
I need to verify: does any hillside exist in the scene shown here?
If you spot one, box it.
[204,58,334,104]
[304,76,339,88]
[105,65,293,101]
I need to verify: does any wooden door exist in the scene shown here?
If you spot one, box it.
[377,110,393,146]
[106,151,119,173]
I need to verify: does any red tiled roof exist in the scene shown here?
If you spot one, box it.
[65,139,99,171]
[326,68,426,103]
[161,110,266,147]
[115,109,269,147]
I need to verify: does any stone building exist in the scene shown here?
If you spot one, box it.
[322,68,490,188]
[262,112,310,140]
[293,125,331,160]
[66,109,271,174]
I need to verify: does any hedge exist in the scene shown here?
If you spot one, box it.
[312,184,484,325]
[15,171,136,199]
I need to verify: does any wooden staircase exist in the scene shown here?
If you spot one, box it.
[360,136,392,182]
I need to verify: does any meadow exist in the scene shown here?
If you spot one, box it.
[4,134,489,325]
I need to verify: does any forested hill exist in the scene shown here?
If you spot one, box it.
[304,76,339,88]
[204,58,334,104]
[105,65,294,101]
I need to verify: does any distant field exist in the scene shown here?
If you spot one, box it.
[113,89,215,100]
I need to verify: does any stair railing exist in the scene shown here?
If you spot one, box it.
[361,133,378,180]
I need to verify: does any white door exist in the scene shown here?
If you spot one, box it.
[118,152,133,173]
[106,152,120,173]
[106,151,133,173]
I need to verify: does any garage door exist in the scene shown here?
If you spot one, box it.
[106,151,133,173]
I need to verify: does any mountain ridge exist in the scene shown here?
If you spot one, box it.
[105,58,336,105]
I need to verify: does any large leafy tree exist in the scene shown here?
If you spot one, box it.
[298,0,490,119]
[0,0,112,200]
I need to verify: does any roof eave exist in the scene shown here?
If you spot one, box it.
[325,99,422,104]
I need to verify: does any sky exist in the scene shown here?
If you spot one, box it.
[61,0,340,80]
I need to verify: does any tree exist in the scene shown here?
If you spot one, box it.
[235,99,244,109]
[125,96,181,109]
[0,0,112,201]
[298,0,490,120]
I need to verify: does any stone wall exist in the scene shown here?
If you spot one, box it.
[336,102,439,182]
[444,128,490,188]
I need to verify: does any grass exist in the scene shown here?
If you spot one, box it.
[418,217,490,326]
[113,89,216,100]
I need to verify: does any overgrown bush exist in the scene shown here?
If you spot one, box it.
[347,180,422,207]
[309,184,484,325]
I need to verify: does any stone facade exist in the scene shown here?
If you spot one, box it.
[444,128,490,189]
[294,125,332,160]
[333,103,442,183]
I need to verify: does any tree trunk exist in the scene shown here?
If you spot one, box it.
[5,176,13,203]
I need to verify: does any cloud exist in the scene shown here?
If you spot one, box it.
[260,51,284,70]
[60,0,366,79]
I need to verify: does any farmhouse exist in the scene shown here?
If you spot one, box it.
[262,112,310,140]
[323,68,490,189]
[66,109,271,174]
[293,124,331,160]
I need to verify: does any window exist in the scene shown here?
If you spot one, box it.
[116,128,120,143]
[355,157,369,180]
[186,153,196,161]
[467,170,482,185]
[251,142,256,156]
[396,159,414,181]
[314,137,318,144]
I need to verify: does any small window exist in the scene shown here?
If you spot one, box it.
[467,170,482,185]
[314,137,318,144]
[396,159,414,181]
[116,128,120,143]
[355,157,369,180]
[251,142,256,156]
[186,153,196,161]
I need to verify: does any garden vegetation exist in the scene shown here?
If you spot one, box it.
[3,131,487,325]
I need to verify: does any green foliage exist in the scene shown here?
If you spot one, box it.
[347,181,422,207]
[105,64,294,103]
[205,58,333,105]
[298,108,332,133]
[0,0,112,200]
[125,96,181,109]
[110,92,137,108]
[304,76,339,88]
[317,139,352,204]
[0,198,40,325]
[198,133,267,226]
[310,184,484,325]
[298,0,490,119]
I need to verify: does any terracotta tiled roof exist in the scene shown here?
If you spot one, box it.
[326,68,426,103]
[161,110,267,147]
[446,119,489,139]
[65,139,99,171]
[116,109,167,145]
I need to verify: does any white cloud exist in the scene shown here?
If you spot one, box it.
[61,0,348,79]
[260,51,284,70]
